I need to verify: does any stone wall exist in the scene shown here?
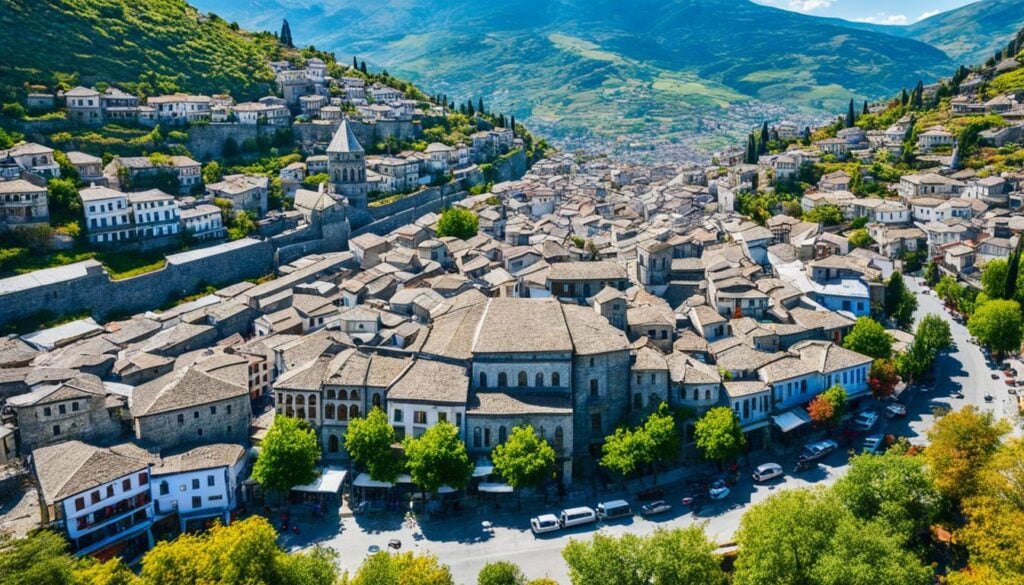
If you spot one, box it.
[292,119,418,153]
[571,350,632,459]
[187,124,265,161]
[134,395,251,450]
[354,187,470,237]
[0,238,275,328]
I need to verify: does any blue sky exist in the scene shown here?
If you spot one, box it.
[753,0,977,25]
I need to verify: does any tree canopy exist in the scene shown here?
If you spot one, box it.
[803,204,844,225]
[562,528,726,585]
[968,299,1023,356]
[477,561,526,585]
[436,207,479,240]
[252,416,321,494]
[867,358,900,400]
[403,421,473,494]
[345,407,401,483]
[343,551,454,585]
[693,407,746,465]
[491,425,556,497]
[925,406,1009,502]
[843,317,893,359]
[883,272,917,330]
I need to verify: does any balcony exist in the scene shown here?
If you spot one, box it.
[73,507,151,553]
[75,492,151,532]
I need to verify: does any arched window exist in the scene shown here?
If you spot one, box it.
[473,427,482,448]
[338,407,348,421]
[552,372,560,387]
[296,395,305,406]
[498,372,508,387]
[159,481,169,496]
[705,389,711,401]
[517,371,528,387]
[535,373,544,387]
[308,407,316,419]
[372,394,382,408]
[308,394,317,405]
[328,435,340,453]
[484,428,491,447]
[498,426,507,444]
[554,427,564,450]
[326,389,336,400]
[693,389,699,401]
[350,405,359,419]
[285,394,293,405]
[325,404,335,419]
[350,390,360,401]
[480,372,488,388]
[338,389,348,401]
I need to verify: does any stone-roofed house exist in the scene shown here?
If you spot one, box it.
[8,373,124,453]
[546,260,628,300]
[32,440,154,557]
[150,443,246,532]
[387,359,469,441]
[130,354,251,449]
[0,178,50,230]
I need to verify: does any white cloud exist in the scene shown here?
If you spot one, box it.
[788,0,834,11]
[917,9,942,21]
[857,13,909,25]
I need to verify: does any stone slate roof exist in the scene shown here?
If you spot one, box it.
[633,346,668,371]
[472,298,573,354]
[387,359,468,405]
[467,392,573,416]
[132,354,248,416]
[547,261,626,281]
[562,304,630,355]
[791,340,872,373]
[8,373,105,407]
[33,440,148,504]
[151,443,245,476]
[327,119,364,154]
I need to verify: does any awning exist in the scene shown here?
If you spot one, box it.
[773,408,812,433]
[353,473,394,489]
[437,485,457,494]
[478,482,514,494]
[473,459,494,477]
[292,466,347,494]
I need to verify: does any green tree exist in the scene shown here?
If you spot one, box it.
[957,438,1024,581]
[252,416,320,496]
[345,407,401,483]
[884,272,917,330]
[477,561,526,585]
[916,314,952,356]
[843,317,893,359]
[642,404,680,482]
[981,258,1010,299]
[491,424,556,505]
[600,426,651,481]
[848,229,874,249]
[345,551,453,585]
[733,489,846,585]
[833,451,939,544]
[403,421,473,498]
[302,173,329,190]
[435,207,479,240]
[846,98,855,128]
[809,384,848,430]
[925,406,1009,502]
[202,161,223,184]
[53,151,80,184]
[693,407,746,466]
[47,177,82,224]
[968,299,1023,357]
[809,517,933,585]
[0,530,76,585]
[562,528,725,585]
[803,204,843,226]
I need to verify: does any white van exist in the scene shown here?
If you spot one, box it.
[596,500,632,520]
[559,506,597,528]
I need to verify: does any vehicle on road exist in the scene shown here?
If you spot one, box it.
[885,403,907,417]
[596,500,632,520]
[752,462,784,482]
[559,507,597,528]
[862,434,884,454]
[799,440,838,462]
[530,514,561,535]
[708,480,730,500]
[853,409,880,431]
[640,500,672,516]
[992,373,1000,380]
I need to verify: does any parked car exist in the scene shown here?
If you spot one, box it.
[862,434,884,454]
[596,500,632,520]
[885,403,907,417]
[853,409,880,431]
[640,500,672,516]
[708,480,730,500]
[530,514,561,535]
[992,373,1000,380]
[799,440,838,462]
[752,462,784,483]
[559,507,597,528]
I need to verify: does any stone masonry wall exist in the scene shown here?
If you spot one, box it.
[135,395,251,450]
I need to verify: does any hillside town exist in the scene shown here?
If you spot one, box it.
[4,7,1024,585]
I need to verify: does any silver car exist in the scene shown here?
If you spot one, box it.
[752,462,784,482]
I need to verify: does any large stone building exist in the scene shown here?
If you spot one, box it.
[8,374,125,453]
[327,120,369,210]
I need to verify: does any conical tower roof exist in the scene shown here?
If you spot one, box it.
[327,119,364,154]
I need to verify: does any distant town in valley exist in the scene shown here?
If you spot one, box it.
[3,2,1024,584]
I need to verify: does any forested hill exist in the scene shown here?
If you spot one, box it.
[0,0,283,102]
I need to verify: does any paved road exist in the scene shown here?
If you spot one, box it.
[277,283,1019,584]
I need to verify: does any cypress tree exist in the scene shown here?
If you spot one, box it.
[360,61,367,74]
[900,88,909,107]
[1007,238,1023,302]
[510,114,516,136]
[477,97,485,115]
[912,81,924,109]
[760,121,770,149]
[862,100,869,115]
[280,20,294,48]
[846,99,855,128]
[468,100,475,116]
[353,56,358,69]
[459,103,467,115]
[746,133,757,164]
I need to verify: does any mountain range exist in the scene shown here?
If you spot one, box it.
[32,0,1024,157]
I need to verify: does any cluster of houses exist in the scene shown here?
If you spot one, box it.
[0,151,898,561]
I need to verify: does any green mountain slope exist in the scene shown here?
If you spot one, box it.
[192,0,953,152]
[899,0,1024,65]
[0,0,281,101]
